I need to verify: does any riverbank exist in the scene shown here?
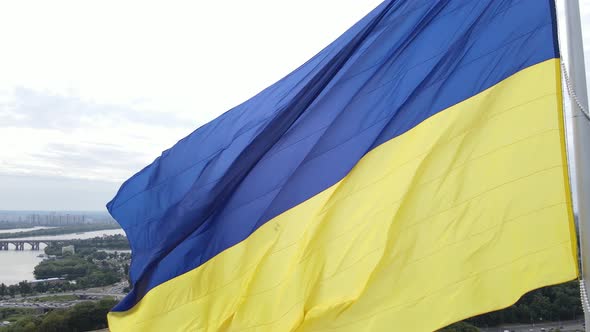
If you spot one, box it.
[0,224,121,239]
[0,229,126,285]
[1,240,130,296]
[0,237,130,331]
[0,225,35,231]
[0,227,54,235]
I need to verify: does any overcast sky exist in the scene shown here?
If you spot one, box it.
[0,1,588,211]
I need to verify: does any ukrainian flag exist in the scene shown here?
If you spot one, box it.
[107,0,578,331]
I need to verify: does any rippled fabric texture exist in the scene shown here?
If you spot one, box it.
[107,0,578,331]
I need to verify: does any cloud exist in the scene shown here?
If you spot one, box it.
[0,87,192,131]
[0,144,149,182]
[0,173,119,211]
[0,88,195,184]
[30,142,149,180]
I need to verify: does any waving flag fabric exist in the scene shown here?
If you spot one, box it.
[107,0,578,331]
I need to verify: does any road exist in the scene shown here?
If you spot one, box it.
[479,319,584,332]
[0,291,124,309]
[25,291,124,299]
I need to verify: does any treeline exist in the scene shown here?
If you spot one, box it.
[0,282,35,298]
[43,235,129,256]
[33,251,127,289]
[0,308,38,323]
[0,223,121,239]
[467,281,582,327]
[0,281,79,299]
[0,257,125,298]
[0,225,34,230]
[0,298,117,332]
[439,321,479,332]
[1,279,81,298]
[33,256,120,289]
[437,281,583,330]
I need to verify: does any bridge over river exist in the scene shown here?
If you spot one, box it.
[0,239,63,251]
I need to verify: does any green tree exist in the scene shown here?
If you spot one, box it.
[7,285,16,298]
[17,281,32,296]
[0,283,6,297]
[439,321,479,332]
[464,281,583,328]
[1,299,117,332]
[1,315,42,332]
[33,282,48,294]
[34,256,94,280]
[37,310,69,332]
[92,251,108,260]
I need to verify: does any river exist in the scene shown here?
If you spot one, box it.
[0,228,126,285]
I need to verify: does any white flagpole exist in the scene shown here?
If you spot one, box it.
[563,0,590,328]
